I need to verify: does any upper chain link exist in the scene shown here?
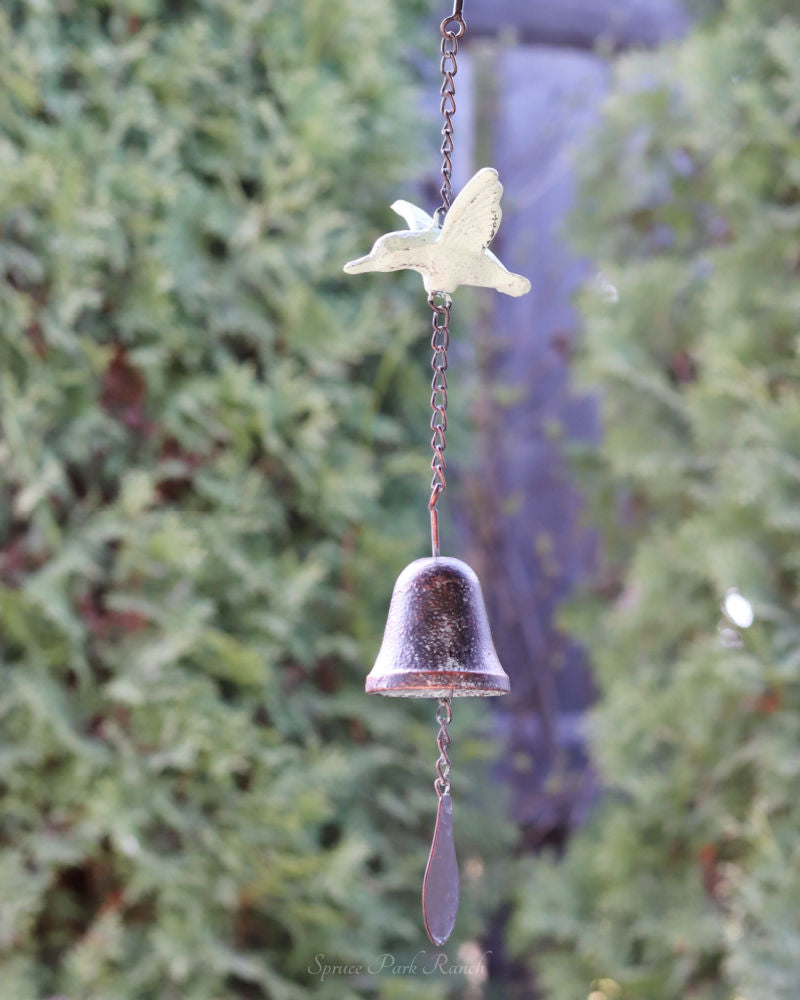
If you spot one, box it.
[428,291,450,558]
[429,4,465,558]
[436,9,466,222]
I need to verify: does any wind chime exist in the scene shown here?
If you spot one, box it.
[343,0,530,946]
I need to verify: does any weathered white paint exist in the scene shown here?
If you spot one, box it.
[343,168,531,296]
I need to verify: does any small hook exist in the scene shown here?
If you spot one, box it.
[441,0,465,38]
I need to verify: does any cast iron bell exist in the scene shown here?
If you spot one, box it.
[366,556,509,698]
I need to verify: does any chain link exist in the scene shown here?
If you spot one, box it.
[434,696,453,797]
[428,291,451,557]
[427,4,465,557]
[435,9,466,224]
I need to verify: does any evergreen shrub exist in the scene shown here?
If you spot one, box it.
[511,2,800,998]
[0,2,511,998]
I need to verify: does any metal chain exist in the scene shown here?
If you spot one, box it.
[427,2,464,558]
[436,3,466,223]
[434,696,453,797]
[428,291,451,558]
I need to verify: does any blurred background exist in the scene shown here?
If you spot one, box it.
[2,0,800,998]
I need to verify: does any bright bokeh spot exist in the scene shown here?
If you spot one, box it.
[723,589,754,629]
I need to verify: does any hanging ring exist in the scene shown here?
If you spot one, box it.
[441,0,465,40]
[441,15,465,39]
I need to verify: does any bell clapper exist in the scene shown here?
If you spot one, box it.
[423,694,460,946]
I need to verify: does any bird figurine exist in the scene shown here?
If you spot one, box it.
[343,167,531,297]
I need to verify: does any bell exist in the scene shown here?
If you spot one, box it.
[366,556,510,698]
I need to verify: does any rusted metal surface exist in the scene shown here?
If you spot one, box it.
[365,557,510,698]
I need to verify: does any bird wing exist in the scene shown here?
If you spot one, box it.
[440,168,502,251]
[391,200,435,232]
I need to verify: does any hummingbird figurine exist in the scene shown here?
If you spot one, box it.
[343,167,531,297]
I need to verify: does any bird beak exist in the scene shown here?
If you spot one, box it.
[343,254,373,274]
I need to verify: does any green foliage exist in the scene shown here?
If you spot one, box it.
[0,2,513,997]
[510,2,800,998]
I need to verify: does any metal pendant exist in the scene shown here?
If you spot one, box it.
[423,791,459,946]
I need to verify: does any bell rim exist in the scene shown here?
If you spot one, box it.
[365,669,510,698]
